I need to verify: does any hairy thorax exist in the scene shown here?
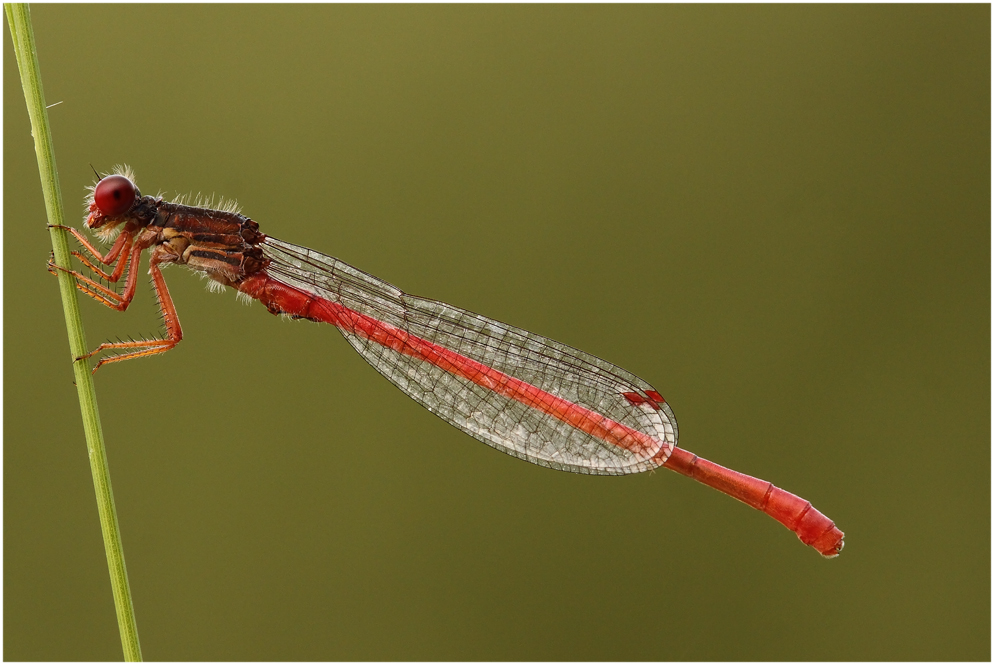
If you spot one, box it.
[143,201,268,287]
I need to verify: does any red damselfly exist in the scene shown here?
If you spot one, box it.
[50,168,844,557]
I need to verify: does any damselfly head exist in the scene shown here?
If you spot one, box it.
[86,173,140,229]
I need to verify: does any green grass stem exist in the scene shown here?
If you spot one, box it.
[5,4,143,660]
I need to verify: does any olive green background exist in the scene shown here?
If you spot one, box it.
[4,5,989,661]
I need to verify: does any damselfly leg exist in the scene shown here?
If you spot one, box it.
[48,225,183,371]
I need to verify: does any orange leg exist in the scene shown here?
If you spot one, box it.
[52,226,134,282]
[72,232,134,282]
[50,225,131,265]
[77,256,184,373]
[48,233,185,372]
[48,242,143,312]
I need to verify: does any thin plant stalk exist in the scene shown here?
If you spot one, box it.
[5,4,143,661]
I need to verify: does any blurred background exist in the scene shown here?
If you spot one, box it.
[4,5,989,661]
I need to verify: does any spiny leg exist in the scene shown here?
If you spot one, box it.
[48,244,144,312]
[47,266,126,309]
[50,225,131,266]
[48,258,129,306]
[46,229,182,372]
[81,256,184,373]
[72,234,134,283]
[49,225,133,282]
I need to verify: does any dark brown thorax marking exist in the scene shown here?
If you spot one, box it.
[146,201,269,288]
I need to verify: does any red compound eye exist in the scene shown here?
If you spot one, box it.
[93,175,137,216]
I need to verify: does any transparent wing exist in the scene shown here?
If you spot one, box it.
[262,237,677,475]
